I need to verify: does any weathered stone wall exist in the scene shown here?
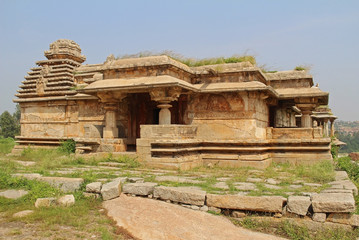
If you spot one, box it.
[185,92,269,140]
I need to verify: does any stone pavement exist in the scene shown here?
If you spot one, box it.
[103,194,286,240]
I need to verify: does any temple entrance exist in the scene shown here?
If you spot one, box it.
[127,93,187,147]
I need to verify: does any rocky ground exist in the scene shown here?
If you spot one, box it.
[1,150,359,239]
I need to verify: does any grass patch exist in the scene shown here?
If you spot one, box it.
[233,217,359,240]
[0,137,15,154]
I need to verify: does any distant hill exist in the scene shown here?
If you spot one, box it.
[336,121,359,153]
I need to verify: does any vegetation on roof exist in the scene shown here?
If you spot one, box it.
[117,51,256,67]
[294,65,311,71]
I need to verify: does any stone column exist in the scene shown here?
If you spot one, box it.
[150,87,181,125]
[158,102,172,125]
[295,103,317,128]
[323,118,329,137]
[103,103,118,139]
[330,119,335,137]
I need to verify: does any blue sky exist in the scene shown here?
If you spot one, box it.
[1,0,358,120]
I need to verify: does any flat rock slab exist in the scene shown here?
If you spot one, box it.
[123,182,157,196]
[207,194,285,213]
[155,176,202,184]
[40,177,84,192]
[154,186,206,205]
[0,189,28,199]
[14,160,36,166]
[103,194,285,240]
[311,193,355,213]
[328,180,358,195]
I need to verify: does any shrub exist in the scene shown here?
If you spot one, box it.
[58,139,76,154]
[0,138,15,154]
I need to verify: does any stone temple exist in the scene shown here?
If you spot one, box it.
[13,39,336,169]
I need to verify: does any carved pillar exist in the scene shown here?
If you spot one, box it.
[102,103,117,139]
[323,118,329,137]
[97,91,126,139]
[150,87,181,125]
[295,98,318,128]
[330,119,335,137]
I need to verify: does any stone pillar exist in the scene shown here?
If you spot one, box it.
[330,119,335,137]
[150,87,181,125]
[323,119,329,137]
[103,103,118,139]
[295,103,317,128]
[158,102,172,125]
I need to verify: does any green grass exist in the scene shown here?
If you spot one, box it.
[0,137,15,154]
[233,217,359,240]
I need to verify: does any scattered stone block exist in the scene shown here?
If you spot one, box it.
[12,173,41,180]
[101,178,126,201]
[311,193,355,213]
[329,180,358,195]
[0,189,28,199]
[213,182,229,189]
[40,177,84,192]
[266,178,279,185]
[83,192,101,199]
[122,182,157,196]
[327,213,359,227]
[35,197,57,208]
[246,177,262,183]
[57,195,75,207]
[13,210,34,218]
[234,182,257,191]
[191,205,200,210]
[231,211,246,218]
[287,196,311,216]
[208,206,221,214]
[312,213,326,222]
[206,194,284,213]
[155,176,201,184]
[128,177,144,183]
[153,186,206,205]
[200,205,209,212]
[335,171,349,181]
[86,182,102,193]
[264,184,281,190]
[288,184,302,189]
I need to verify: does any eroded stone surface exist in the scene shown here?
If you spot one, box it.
[122,182,157,196]
[207,194,284,213]
[312,213,326,222]
[311,193,355,213]
[86,182,102,193]
[103,194,285,240]
[153,186,206,205]
[287,196,311,216]
[234,182,257,191]
[327,213,359,227]
[57,194,75,206]
[0,189,28,199]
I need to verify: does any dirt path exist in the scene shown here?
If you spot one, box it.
[103,194,287,240]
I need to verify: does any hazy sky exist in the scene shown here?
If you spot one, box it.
[1,0,358,120]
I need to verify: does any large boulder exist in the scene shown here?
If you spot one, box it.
[123,182,157,196]
[287,196,311,216]
[153,186,206,205]
[206,194,284,213]
[311,193,355,213]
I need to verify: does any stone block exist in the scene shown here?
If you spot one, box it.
[122,182,157,196]
[287,196,311,216]
[208,206,221,214]
[0,189,28,199]
[312,213,326,222]
[35,197,57,208]
[311,193,355,213]
[231,211,246,218]
[57,194,75,207]
[153,186,206,205]
[86,182,102,193]
[101,178,126,201]
[13,210,34,218]
[327,213,359,227]
[200,205,209,212]
[40,177,84,192]
[335,171,349,181]
[127,177,144,183]
[206,194,284,213]
[329,180,358,195]
[83,192,101,199]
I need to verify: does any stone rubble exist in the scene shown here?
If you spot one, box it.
[0,189,28,199]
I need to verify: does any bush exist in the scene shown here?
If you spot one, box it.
[58,139,76,154]
[0,138,15,154]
